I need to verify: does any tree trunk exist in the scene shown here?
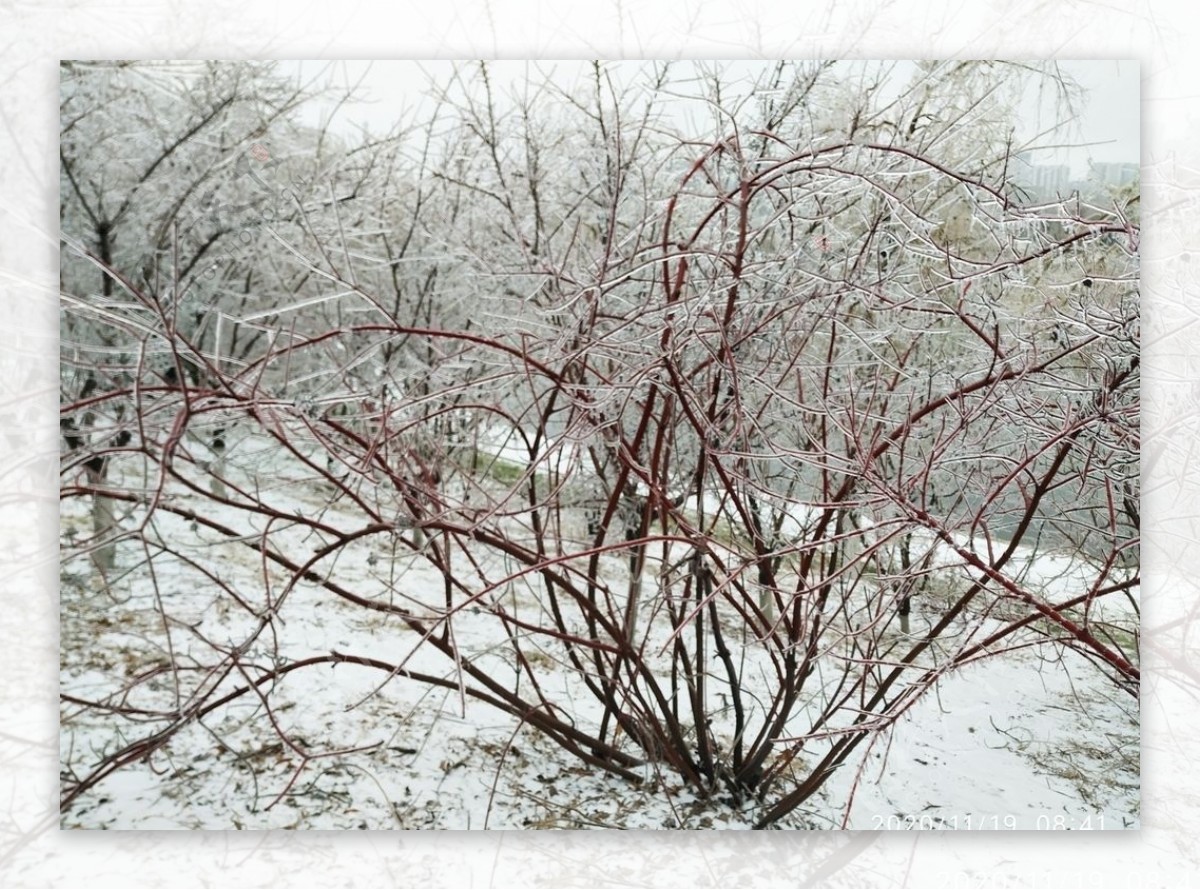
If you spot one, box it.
[90,473,116,576]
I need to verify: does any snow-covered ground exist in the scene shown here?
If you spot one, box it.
[59,428,1138,830]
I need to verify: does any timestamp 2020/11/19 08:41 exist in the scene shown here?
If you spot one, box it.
[869,813,1110,830]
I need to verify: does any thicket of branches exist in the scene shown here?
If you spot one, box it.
[60,60,1139,827]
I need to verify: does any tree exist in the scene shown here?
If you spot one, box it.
[60,60,1138,828]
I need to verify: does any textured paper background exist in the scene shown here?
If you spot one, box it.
[2,1,1193,886]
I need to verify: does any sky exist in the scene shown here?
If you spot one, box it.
[281,59,1139,179]
[1025,60,1140,177]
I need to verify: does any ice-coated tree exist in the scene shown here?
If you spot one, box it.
[60,60,1138,828]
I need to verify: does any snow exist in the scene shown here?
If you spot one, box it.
[58,429,1138,830]
[820,649,1137,830]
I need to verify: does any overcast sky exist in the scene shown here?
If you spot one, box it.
[1027,60,1139,176]
[282,59,1138,179]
